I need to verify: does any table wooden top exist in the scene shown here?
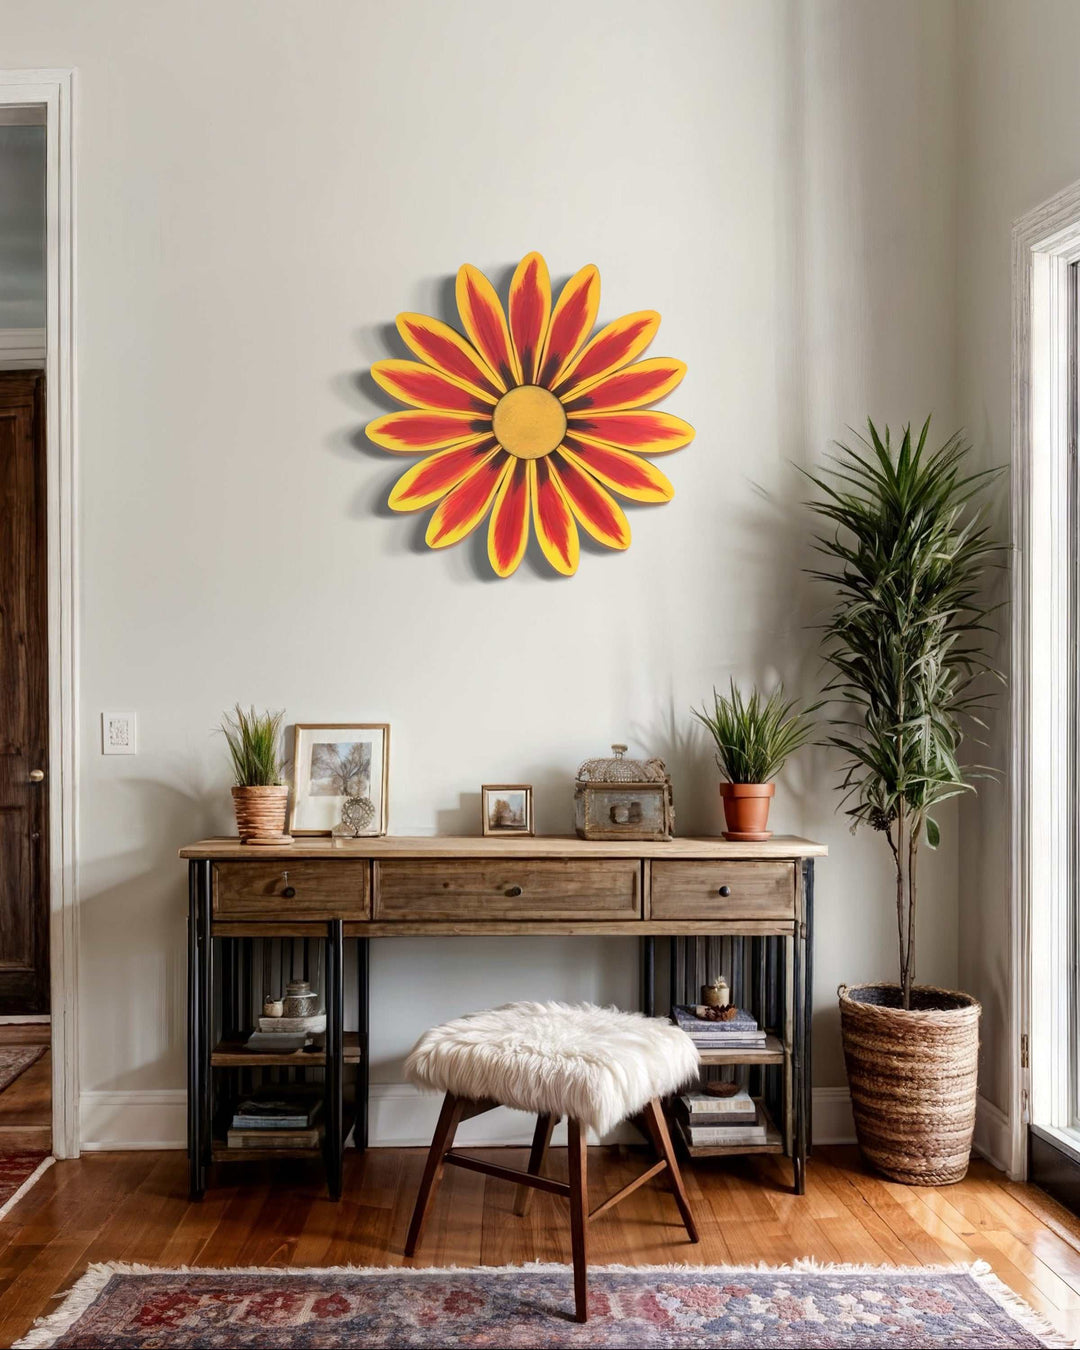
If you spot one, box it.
[179,834,827,861]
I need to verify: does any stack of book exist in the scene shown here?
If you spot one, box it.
[671,1004,767,1049]
[227,1091,323,1150]
[242,1012,326,1056]
[674,1087,769,1148]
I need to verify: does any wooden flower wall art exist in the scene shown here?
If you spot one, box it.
[365,253,693,577]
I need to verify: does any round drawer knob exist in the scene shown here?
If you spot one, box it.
[506,885,523,897]
[717,885,732,897]
[282,872,296,899]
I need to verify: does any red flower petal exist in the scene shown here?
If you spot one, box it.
[530,457,579,575]
[553,311,660,398]
[388,437,501,511]
[565,409,694,453]
[426,452,509,548]
[457,265,522,389]
[371,360,496,412]
[561,435,674,503]
[366,410,491,453]
[487,458,531,577]
[537,265,600,390]
[397,313,505,399]
[551,453,630,550]
[508,253,551,386]
[561,358,686,414]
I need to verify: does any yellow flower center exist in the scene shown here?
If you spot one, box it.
[492,385,567,460]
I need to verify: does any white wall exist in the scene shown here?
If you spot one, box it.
[2,0,963,1147]
[955,0,1080,1138]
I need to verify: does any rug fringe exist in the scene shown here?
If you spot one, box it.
[969,1262,1077,1348]
[14,1256,1075,1349]
[0,1156,53,1225]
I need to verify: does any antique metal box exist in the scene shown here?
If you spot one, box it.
[573,743,674,841]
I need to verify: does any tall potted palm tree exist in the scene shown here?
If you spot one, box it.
[806,418,1001,1185]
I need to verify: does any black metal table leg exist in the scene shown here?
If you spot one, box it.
[198,860,213,1175]
[357,936,370,1152]
[641,935,655,1017]
[325,919,344,1201]
[791,927,806,1195]
[187,861,203,1200]
[803,859,814,1155]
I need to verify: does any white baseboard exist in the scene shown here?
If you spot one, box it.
[80,1090,187,1151]
[812,1086,855,1144]
[80,1084,857,1151]
[973,1093,1012,1173]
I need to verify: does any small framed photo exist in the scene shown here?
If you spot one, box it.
[481,784,534,837]
[289,723,389,836]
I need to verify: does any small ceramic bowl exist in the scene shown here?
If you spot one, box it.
[263,999,284,1018]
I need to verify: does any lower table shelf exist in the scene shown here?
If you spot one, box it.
[211,1031,363,1068]
[695,1033,786,1066]
[674,1100,783,1158]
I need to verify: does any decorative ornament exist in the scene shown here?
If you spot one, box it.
[366,253,693,577]
[331,795,376,838]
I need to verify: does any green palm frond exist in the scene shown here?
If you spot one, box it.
[804,416,1004,1005]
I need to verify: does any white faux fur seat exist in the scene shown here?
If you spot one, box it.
[402,1000,702,1324]
[405,1000,700,1135]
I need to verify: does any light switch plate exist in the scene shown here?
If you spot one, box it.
[102,711,137,755]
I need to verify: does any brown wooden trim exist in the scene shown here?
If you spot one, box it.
[588,1159,668,1221]
[444,1152,572,1196]
[211,918,797,938]
[181,834,828,860]
[515,1113,556,1217]
[404,1093,464,1257]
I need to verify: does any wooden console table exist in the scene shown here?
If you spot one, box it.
[179,835,826,1203]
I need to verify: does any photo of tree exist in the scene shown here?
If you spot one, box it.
[309,741,371,797]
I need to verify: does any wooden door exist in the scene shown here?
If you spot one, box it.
[0,373,49,1013]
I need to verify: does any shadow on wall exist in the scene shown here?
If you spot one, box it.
[79,773,224,1094]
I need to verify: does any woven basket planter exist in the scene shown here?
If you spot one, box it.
[838,982,980,1185]
[231,785,291,845]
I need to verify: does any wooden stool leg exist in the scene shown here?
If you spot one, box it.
[514,1113,557,1217]
[404,1093,465,1257]
[642,1097,700,1243]
[567,1118,589,1323]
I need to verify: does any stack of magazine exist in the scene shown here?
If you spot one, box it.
[227,1091,323,1149]
[242,1013,326,1056]
[674,1087,768,1148]
[671,1004,767,1049]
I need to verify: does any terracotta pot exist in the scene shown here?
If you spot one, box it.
[231,785,291,845]
[839,983,980,1185]
[718,781,775,840]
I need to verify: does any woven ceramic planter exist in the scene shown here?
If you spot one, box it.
[838,982,980,1186]
[231,785,291,845]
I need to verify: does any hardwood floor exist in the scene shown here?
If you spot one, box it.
[0,1145,1078,1345]
[0,1048,51,1152]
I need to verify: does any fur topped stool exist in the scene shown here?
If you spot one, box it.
[402,1000,701,1322]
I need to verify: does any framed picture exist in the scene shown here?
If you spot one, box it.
[481,784,533,837]
[289,723,389,836]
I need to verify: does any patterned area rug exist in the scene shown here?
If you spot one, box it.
[0,1045,45,1096]
[14,1260,1072,1348]
[0,1154,53,1222]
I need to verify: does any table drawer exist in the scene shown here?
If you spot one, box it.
[374,858,641,922]
[649,861,794,920]
[212,860,371,920]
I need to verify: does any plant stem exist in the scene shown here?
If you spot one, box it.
[904,827,918,1010]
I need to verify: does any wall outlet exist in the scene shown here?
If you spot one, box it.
[102,711,137,755]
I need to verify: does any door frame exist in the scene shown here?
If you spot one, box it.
[0,69,79,1158]
[1011,175,1080,1182]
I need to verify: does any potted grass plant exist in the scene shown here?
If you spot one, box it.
[693,681,815,840]
[221,705,291,845]
[806,417,1002,1185]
